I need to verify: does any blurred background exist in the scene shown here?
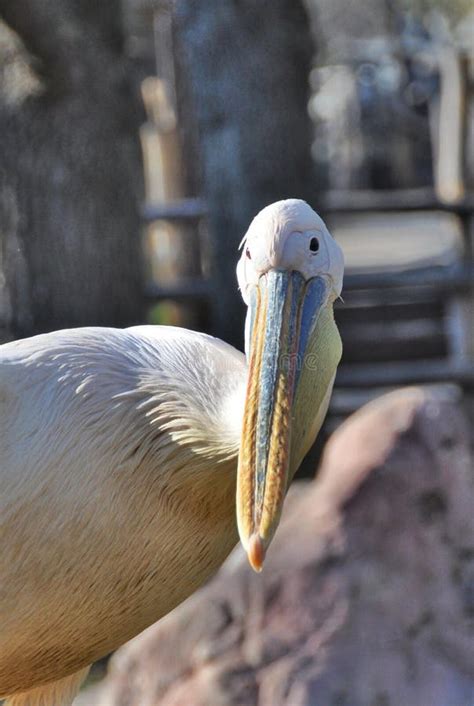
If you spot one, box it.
[0,0,473,704]
[1,0,472,436]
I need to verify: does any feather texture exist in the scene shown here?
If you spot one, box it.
[0,326,246,698]
[0,200,342,704]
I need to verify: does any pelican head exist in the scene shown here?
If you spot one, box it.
[236,199,344,571]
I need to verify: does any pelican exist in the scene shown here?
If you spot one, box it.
[0,199,343,706]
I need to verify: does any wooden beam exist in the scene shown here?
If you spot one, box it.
[144,278,210,301]
[142,197,207,223]
[343,263,474,293]
[316,188,474,215]
[336,359,474,388]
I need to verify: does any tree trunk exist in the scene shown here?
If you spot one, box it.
[172,0,314,349]
[0,0,144,342]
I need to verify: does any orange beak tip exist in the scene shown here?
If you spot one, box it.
[247,533,266,573]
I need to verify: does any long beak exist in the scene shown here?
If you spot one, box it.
[237,270,328,571]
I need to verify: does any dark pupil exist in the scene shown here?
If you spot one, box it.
[246,248,251,259]
[310,237,319,252]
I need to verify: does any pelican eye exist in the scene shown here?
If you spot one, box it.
[309,236,319,253]
[246,248,251,259]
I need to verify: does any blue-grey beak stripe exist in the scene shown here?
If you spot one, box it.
[254,270,305,516]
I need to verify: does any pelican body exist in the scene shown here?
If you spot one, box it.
[0,200,343,706]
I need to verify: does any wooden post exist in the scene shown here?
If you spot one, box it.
[140,74,203,328]
[434,49,468,203]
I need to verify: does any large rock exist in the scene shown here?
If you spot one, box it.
[84,388,474,706]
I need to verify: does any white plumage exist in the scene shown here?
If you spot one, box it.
[0,200,343,706]
[1,326,246,702]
